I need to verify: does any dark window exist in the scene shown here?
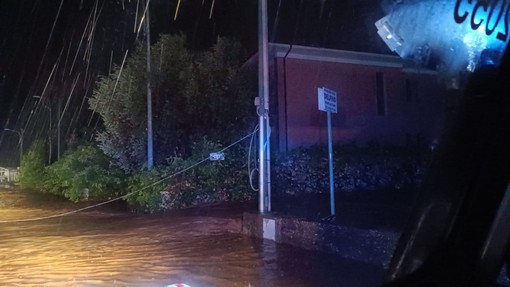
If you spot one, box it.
[376,72,386,116]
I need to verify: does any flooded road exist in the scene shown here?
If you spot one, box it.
[0,189,385,287]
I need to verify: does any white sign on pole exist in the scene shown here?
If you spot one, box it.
[209,152,225,161]
[317,86,338,216]
[318,87,338,113]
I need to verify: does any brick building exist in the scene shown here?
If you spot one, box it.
[267,43,448,152]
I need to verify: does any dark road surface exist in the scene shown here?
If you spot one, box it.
[0,188,386,287]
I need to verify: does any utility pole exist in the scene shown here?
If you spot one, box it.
[145,0,154,170]
[258,0,271,213]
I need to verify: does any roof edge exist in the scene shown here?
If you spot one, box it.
[271,43,403,68]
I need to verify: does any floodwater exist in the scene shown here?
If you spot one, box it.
[0,189,385,287]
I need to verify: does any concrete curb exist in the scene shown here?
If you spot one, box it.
[242,211,401,269]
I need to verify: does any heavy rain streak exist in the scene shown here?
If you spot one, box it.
[0,1,389,286]
[3,0,509,286]
[0,0,241,164]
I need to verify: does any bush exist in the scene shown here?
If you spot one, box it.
[19,138,48,190]
[125,167,167,213]
[272,142,430,195]
[125,137,256,214]
[43,144,126,202]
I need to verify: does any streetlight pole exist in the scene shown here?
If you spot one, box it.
[3,128,24,167]
[144,0,154,170]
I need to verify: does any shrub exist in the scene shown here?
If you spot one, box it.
[125,137,256,213]
[272,142,430,195]
[168,138,256,203]
[125,167,167,213]
[19,138,48,190]
[43,144,126,202]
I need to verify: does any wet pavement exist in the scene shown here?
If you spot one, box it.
[0,188,387,287]
[3,184,510,287]
[270,189,417,232]
[242,189,417,269]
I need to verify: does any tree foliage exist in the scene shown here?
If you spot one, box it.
[88,42,152,173]
[88,34,256,173]
[125,167,167,214]
[125,137,256,213]
[19,138,48,190]
[43,144,125,202]
[182,37,254,139]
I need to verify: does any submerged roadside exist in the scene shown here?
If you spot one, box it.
[0,187,390,287]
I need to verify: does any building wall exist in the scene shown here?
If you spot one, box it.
[0,167,17,182]
[271,44,446,152]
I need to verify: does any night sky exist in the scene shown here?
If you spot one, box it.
[0,0,388,165]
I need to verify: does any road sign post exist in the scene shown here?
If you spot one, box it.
[318,87,337,216]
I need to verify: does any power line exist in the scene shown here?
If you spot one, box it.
[0,128,257,223]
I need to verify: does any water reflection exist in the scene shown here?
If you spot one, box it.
[0,189,384,287]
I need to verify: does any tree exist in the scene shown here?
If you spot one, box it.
[89,43,150,172]
[89,33,256,172]
[43,144,125,202]
[182,37,256,141]
[19,138,48,190]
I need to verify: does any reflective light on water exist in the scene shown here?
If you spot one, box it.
[0,190,385,287]
[0,215,258,286]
